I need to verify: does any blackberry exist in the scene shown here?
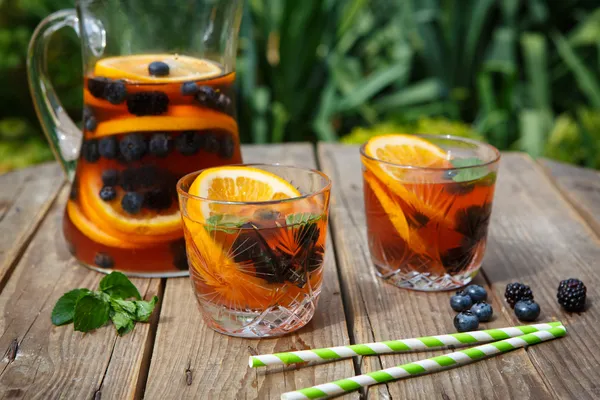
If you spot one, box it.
[149,133,172,157]
[121,192,144,214]
[98,136,118,159]
[216,93,231,111]
[119,134,147,162]
[505,282,534,308]
[175,131,203,155]
[102,169,119,186]
[84,116,97,132]
[87,77,110,98]
[181,81,199,96]
[148,61,170,77]
[144,188,172,210]
[81,140,100,163]
[120,166,158,191]
[104,80,127,104]
[99,186,117,201]
[557,278,587,312]
[127,91,169,116]
[218,134,235,159]
[94,252,114,269]
[195,86,218,106]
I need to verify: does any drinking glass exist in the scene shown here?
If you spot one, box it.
[177,164,331,337]
[361,135,500,291]
[27,0,244,276]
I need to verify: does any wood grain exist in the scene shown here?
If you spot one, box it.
[144,144,355,400]
[539,158,600,238]
[0,188,161,399]
[483,154,600,399]
[318,144,552,400]
[0,163,64,290]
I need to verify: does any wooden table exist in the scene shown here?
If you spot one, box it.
[0,144,598,399]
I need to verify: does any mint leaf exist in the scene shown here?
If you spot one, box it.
[111,312,135,336]
[110,298,137,315]
[51,288,91,326]
[99,272,141,300]
[450,158,495,184]
[285,213,320,226]
[73,293,110,332]
[205,214,247,234]
[134,296,159,322]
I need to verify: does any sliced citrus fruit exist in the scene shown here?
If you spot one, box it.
[94,54,222,83]
[78,167,182,239]
[364,134,450,170]
[187,166,301,221]
[94,106,238,137]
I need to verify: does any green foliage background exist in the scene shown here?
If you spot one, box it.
[1,0,600,173]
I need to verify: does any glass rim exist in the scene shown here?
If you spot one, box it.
[359,133,501,171]
[176,163,332,205]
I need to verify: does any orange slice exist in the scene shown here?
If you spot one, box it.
[94,54,222,83]
[78,167,182,239]
[94,106,238,137]
[364,134,450,170]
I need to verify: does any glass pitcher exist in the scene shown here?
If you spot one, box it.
[27,0,244,277]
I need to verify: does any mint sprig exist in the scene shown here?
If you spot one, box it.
[51,272,159,335]
[449,157,495,184]
[285,212,321,226]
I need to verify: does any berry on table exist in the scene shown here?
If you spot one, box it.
[454,311,479,332]
[514,300,541,322]
[119,134,147,162]
[121,192,144,214]
[99,186,116,202]
[98,136,118,159]
[94,252,114,269]
[181,81,199,96]
[148,61,170,77]
[557,278,587,312]
[450,290,473,312]
[149,133,172,157]
[465,284,487,303]
[505,282,534,308]
[104,80,127,104]
[470,301,493,322]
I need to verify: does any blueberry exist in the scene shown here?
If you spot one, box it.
[514,300,541,322]
[144,188,172,210]
[81,140,100,163]
[94,252,114,269]
[83,106,94,120]
[470,301,493,322]
[104,80,127,104]
[454,311,479,332]
[175,131,203,156]
[101,169,119,186]
[98,136,118,159]
[149,133,172,157]
[465,284,487,302]
[181,81,199,96]
[218,134,235,159]
[450,292,473,312]
[119,134,147,162]
[99,186,117,201]
[85,116,98,132]
[195,86,218,105]
[87,77,110,98]
[204,132,220,153]
[148,61,170,77]
[127,91,169,116]
[121,192,144,215]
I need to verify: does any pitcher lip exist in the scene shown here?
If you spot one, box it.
[359,133,501,171]
[176,163,332,205]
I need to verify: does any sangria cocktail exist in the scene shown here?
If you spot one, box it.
[177,165,331,337]
[361,134,500,291]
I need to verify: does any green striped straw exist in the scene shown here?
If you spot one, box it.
[280,325,566,400]
[250,321,563,368]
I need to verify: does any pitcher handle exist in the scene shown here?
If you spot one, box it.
[27,9,81,180]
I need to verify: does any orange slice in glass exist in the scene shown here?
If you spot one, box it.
[78,167,182,240]
[94,54,222,83]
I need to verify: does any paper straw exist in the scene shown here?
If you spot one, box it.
[281,325,566,400]
[250,321,563,368]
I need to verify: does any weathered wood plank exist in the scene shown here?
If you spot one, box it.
[539,158,600,238]
[318,144,552,400]
[484,154,600,399]
[0,163,64,290]
[144,143,355,400]
[0,188,161,398]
